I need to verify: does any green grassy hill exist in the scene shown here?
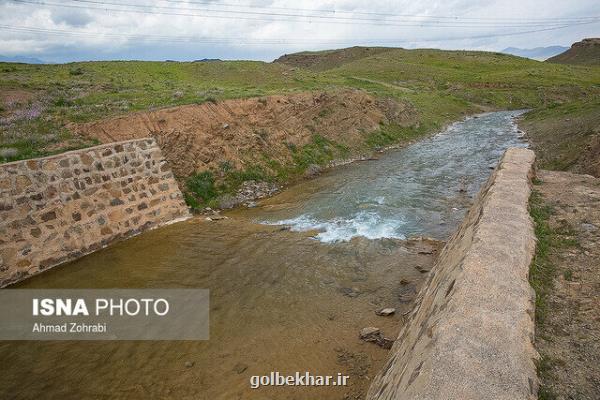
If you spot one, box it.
[1,47,599,167]
[273,46,396,71]
[547,38,600,65]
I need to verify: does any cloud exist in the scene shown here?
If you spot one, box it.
[50,9,93,28]
[0,0,598,62]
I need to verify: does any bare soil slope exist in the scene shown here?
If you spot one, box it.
[273,46,396,71]
[74,90,417,178]
[535,170,600,400]
[547,38,600,65]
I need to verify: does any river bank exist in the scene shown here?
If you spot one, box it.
[0,110,531,399]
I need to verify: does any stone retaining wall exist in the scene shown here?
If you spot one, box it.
[367,148,538,400]
[0,138,190,287]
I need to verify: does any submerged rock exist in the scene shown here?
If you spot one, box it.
[216,180,280,210]
[359,327,381,341]
[378,337,394,349]
[340,287,361,298]
[414,265,430,273]
[218,194,238,209]
[304,164,322,178]
[359,327,395,349]
[375,308,396,316]
[233,363,248,374]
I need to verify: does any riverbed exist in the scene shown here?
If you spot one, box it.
[0,111,527,400]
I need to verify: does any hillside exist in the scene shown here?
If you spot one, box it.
[273,46,396,71]
[2,46,600,207]
[74,90,417,179]
[547,38,600,65]
[520,99,600,177]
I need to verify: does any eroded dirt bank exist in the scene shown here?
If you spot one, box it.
[533,170,600,400]
[74,90,417,179]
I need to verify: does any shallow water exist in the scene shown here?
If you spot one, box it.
[249,110,528,242]
[2,221,439,400]
[0,111,527,400]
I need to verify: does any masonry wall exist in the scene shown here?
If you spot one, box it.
[367,148,539,400]
[0,138,190,287]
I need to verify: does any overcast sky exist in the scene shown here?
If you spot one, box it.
[0,0,598,63]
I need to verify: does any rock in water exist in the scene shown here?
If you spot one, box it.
[359,327,395,349]
[375,308,396,316]
[304,164,322,178]
[378,337,394,349]
[233,363,248,374]
[359,327,381,341]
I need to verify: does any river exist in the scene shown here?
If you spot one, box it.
[0,111,527,400]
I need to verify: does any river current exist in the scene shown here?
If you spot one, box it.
[252,110,528,241]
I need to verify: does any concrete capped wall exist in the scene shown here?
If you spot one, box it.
[0,138,190,287]
[367,148,538,400]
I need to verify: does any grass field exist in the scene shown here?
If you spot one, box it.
[1,47,599,165]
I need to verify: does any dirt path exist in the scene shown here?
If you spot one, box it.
[535,170,600,399]
[348,76,414,93]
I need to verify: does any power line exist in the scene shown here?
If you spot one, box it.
[0,24,405,44]
[159,0,600,23]
[65,0,598,26]
[8,0,600,28]
[1,22,598,46]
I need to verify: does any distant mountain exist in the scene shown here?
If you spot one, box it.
[501,46,569,61]
[547,38,600,65]
[0,55,45,64]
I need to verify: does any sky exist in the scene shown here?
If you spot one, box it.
[0,0,598,63]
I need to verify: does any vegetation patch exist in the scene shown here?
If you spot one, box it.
[529,187,580,400]
[520,98,600,177]
[184,171,218,209]
[291,134,336,171]
[182,135,352,209]
[2,47,599,164]
[529,189,557,326]
[366,124,426,149]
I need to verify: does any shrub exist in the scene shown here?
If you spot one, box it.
[69,67,84,76]
[226,165,269,186]
[185,171,217,208]
[53,97,73,107]
[292,134,334,170]
[219,160,233,173]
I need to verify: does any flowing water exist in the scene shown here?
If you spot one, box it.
[244,110,528,242]
[0,111,527,400]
